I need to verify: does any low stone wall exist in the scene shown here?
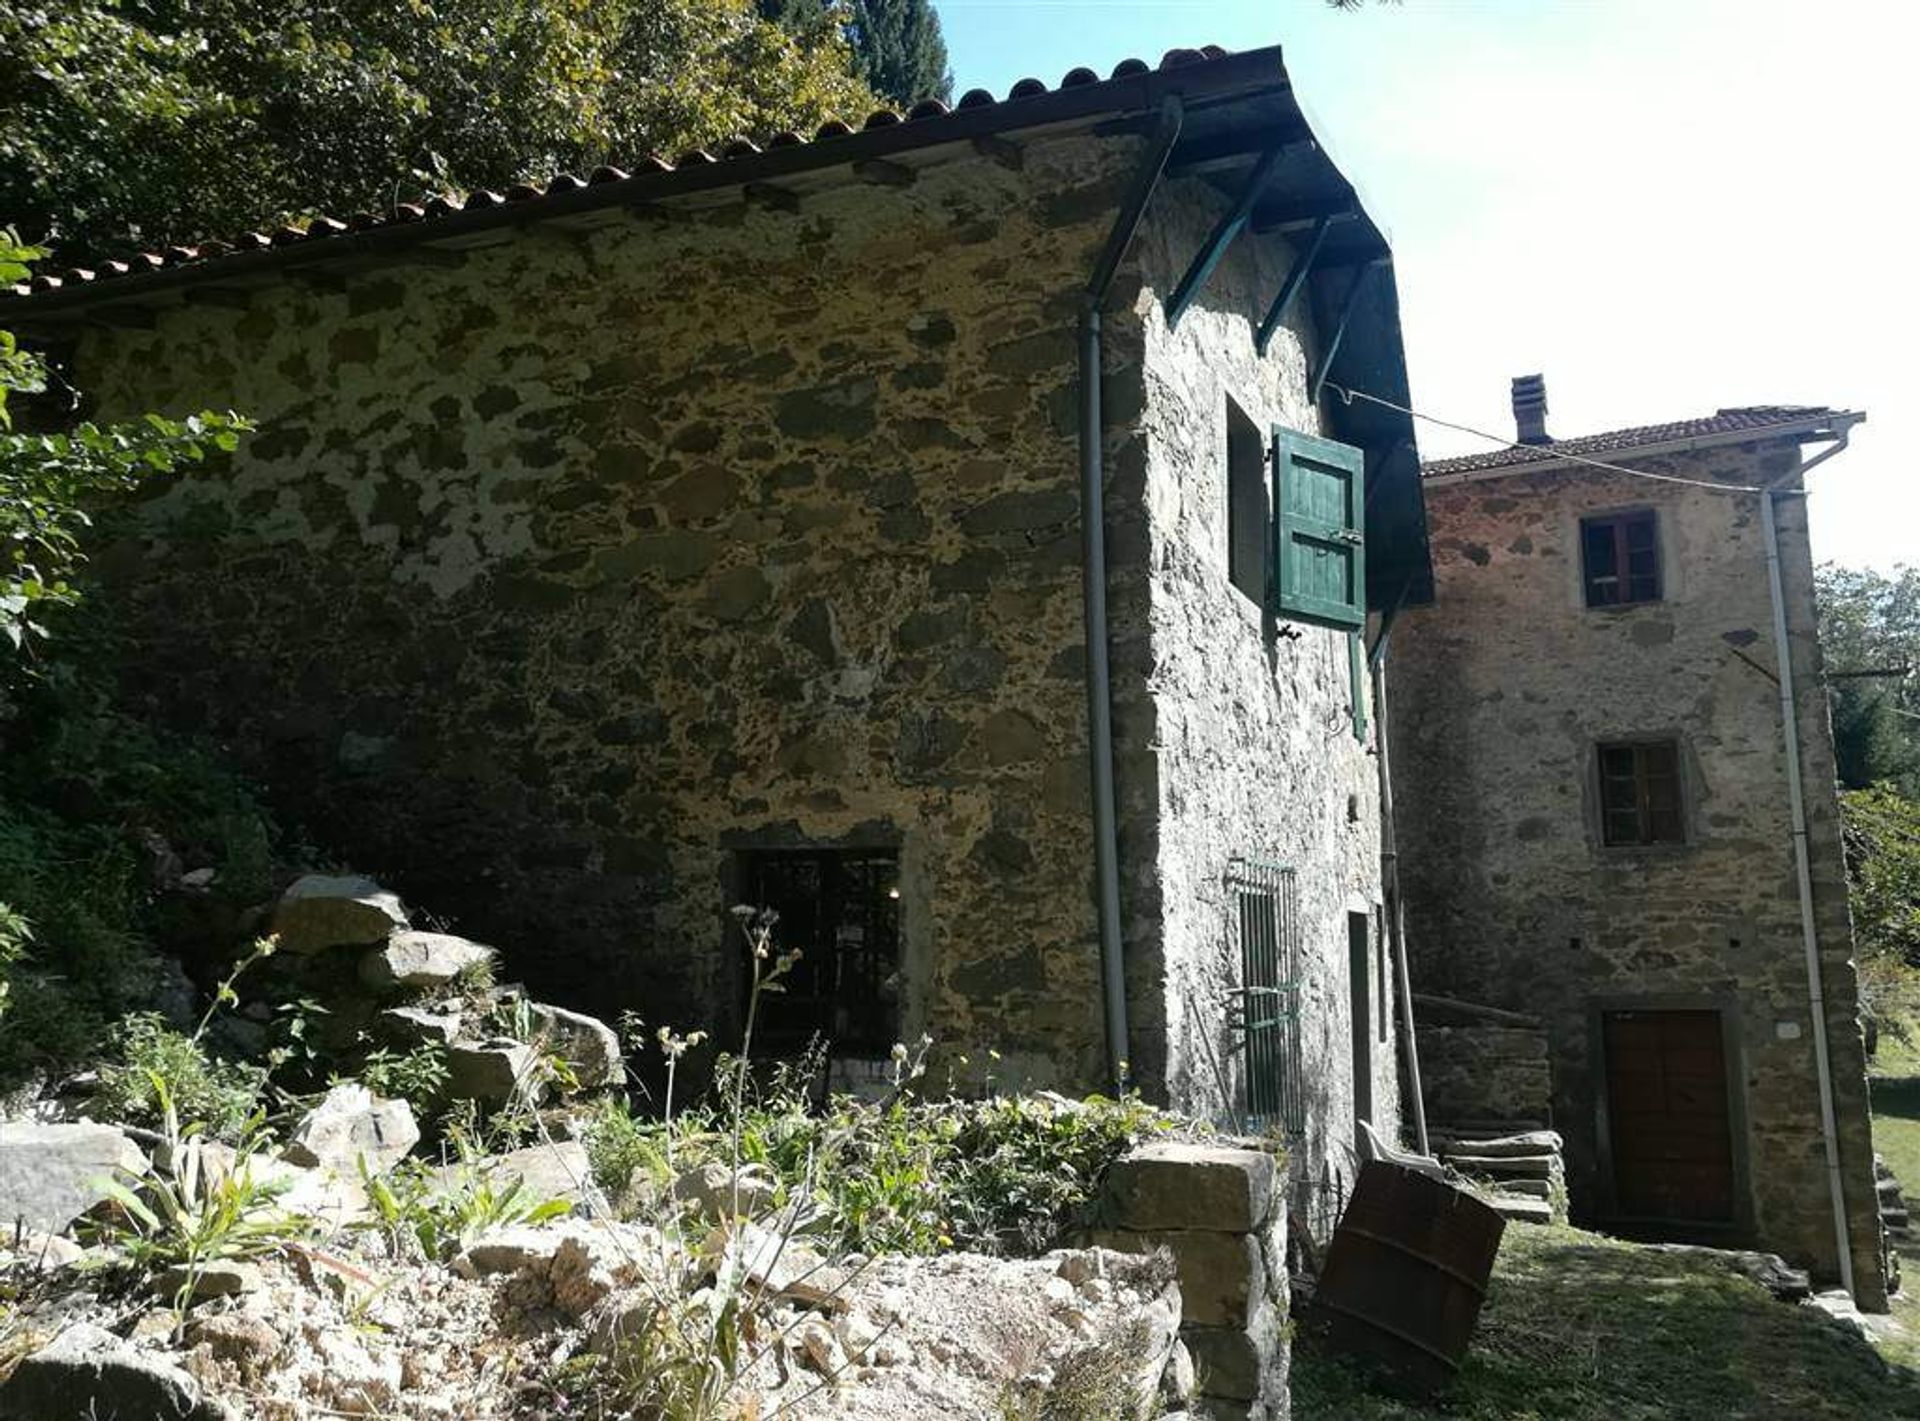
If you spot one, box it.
[1417,1025,1553,1133]
[1094,1140,1289,1420]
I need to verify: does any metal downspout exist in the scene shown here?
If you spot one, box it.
[1761,487,1856,1299]
[1370,634,1429,1155]
[1081,97,1184,1091]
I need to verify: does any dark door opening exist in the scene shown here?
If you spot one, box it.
[1349,911,1373,1128]
[738,849,900,1056]
[1602,1009,1736,1224]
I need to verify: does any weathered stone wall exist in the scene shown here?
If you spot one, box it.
[1415,1025,1553,1132]
[1122,178,1397,1209]
[1096,1140,1291,1420]
[76,137,1146,1088]
[1391,446,1884,1302]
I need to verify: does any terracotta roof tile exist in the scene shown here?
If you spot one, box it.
[5,45,1275,302]
[1422,407,1839,476]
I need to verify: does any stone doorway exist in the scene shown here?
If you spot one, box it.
[1601,1008,1737,1224]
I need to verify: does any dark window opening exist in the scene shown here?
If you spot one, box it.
[1582,510,1661,607]
[1227,398,1268,606]
[739,849,901,1056]
[1598,740,1685,846]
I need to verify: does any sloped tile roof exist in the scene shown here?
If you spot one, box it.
[1422,406,1839,476]
[7,46,1240,302]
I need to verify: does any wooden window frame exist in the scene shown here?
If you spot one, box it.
[1596,738,1687,847]
[1580,509,1662,608]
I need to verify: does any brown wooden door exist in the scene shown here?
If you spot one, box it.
[1602,1010,1736,1223]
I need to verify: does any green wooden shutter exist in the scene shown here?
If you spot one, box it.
[1271,428,1366,631]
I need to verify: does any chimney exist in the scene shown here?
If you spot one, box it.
[1512,373,1550,445]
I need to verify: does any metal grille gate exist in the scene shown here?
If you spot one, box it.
[1228,857,1303,1135]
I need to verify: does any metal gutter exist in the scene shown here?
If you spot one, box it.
[1761,483,1857,1300]
[1081,96,1184,1092]
[1421,413,1864,487]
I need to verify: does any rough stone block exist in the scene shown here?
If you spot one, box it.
[525,1002,624,1089]
[272,874,408,954]
[379,1005,464,1047]
[359,930,494,990]
[447,1040,542,1105]
[0,1322,222,1420]
[282,1083,419,1175]
[1094,1228,1264,1328]
[1184,1295,1280,1403]
[0,1122,147,1234]
[1103,1141,1275,1233]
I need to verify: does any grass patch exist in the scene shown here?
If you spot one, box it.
[1291,1221,1917,1419]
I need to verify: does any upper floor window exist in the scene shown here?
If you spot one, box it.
[1226,399,1267,607]
[1597,740,1684,846]
[1582,510,1661,607]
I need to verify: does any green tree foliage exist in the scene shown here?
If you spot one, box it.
[0,235,247,662]
[760,0,951,107]
[1845,788,1920,967]
[1817,563,1920,793]
[0,1,877,263]
[1843,787,1920,1044]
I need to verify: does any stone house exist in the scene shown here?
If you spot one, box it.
[1391,381,1886,1305]
[6,46,1431,1215]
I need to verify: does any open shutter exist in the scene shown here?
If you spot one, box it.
[1271,428,1366,630]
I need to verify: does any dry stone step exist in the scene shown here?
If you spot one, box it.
[1445,1153,1556,1180]
[1432,1129,1564,1158]
[1495,1178,1553,1200]
[1486,1195,1553,1225]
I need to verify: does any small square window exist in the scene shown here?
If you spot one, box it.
[1581,511,1661,607]
[1597,740,1685,846]
[738,849,901,1054]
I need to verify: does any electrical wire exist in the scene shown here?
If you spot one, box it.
[1322,381,1780,495]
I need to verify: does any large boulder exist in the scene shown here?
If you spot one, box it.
[0,1122,147,1233]
[524,1003,623,1089]
[272,874,407,954]
[358,931,495,991]
[281,1084,419,1176]
[0,1322,224,1419]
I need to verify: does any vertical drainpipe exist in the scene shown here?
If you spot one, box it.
[1081,97,1184,1092]
[1760,485,1856,1300]
[1370,631,1429,1155]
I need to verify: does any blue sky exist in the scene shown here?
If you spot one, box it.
[938,0,1917,572]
